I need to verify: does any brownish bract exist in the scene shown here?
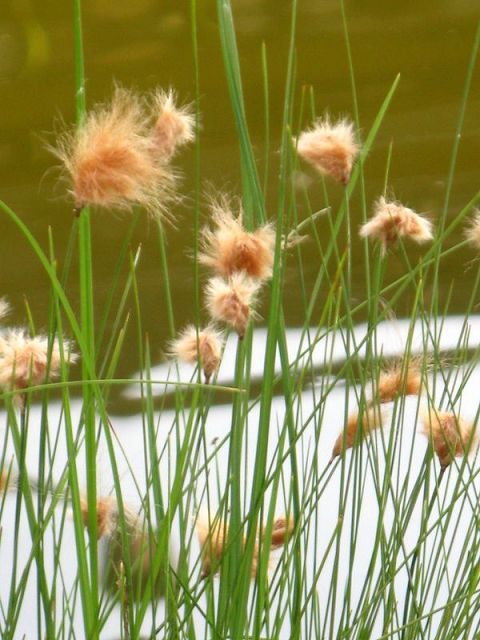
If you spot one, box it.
[168,324,223,383]
[0,329,77,393]
[421,409,476,469]
[150,89,195,161]
[372,358,422,405]
[199,197,275,281]
[331,408,383,460]
[296,116,360,185]
[359,197,433,255]
[205,274,260,339]
[51,87,175,217]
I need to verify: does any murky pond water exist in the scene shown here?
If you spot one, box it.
[0,1,479,397]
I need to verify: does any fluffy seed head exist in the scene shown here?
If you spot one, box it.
[205,274,261,338]
[150,89,195,160]
[0,469,8,493]
[168,325,223,383]
[51,87,175,217]
[80,496,138,540]
[464,210,480,250]
[195,514,259,578]
[196,514,230,577]
[421,409,476,469]
[264,516,295,550]
[0,298,10,322]
[199,196,275,281]
[0,329,77,394]
[372,358,423,405]
[331,408,383,460]
[296,116,360,185]
[359,197,433,255]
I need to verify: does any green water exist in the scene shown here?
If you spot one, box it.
[0,0,479,388]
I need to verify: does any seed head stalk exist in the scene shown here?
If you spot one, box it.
[73,0,99,636]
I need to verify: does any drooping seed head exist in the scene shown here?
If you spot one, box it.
[199,195,275,281]
[168,324,223,383]
[359,197,433,255]
[204,273,261,338]
[296,115,360,185]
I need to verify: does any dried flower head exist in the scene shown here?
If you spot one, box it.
[168,324,223,383]
[51,86,175,216]
[80,496,138,540]
[0,329,77,396]
[421,408,476,469]
[296,116,360,185]
[331,407,383,460]
[199,196,275,281]
[205,274,261,339]
[464,210,480,250]
[359,197,433,255]
[371,357,423,405]
[150,89,195,160]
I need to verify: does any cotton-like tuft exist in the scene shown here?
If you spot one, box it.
[151,89,195,160]
[168,324,223,383]
[205,274,261,338]
[296,116,360,185]
[371,358,423,405]
[51,87,175,217]
[359,197,433,255]
[80,496,138,540]
[0,329,77,395]
[199,196,275,281]
[331,408,383,460]
[421,409,476,469]
[464,210,480,250]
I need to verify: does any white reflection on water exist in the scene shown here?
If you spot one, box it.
[2,317,480,638]
[124,315,480,398]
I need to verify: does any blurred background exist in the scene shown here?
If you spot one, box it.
[0,0,479,403]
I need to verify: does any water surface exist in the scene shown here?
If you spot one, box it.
[0,1,479,399]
